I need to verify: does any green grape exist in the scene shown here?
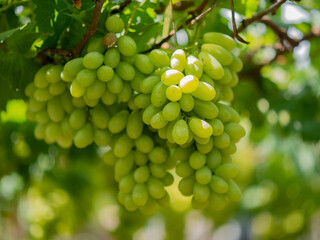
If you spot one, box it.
[140,75,160,94]
[189,151,206,170]
[193,99,218,119]
[219,67,232,85]
[195,166,212,184]
[25,83,36,97]
[179,94,194,112]
[132,183,149,206]
[140,198,157,215]
[147,177,166,199]
[34,65,51,88]
[47,97,64,122]
[198,51,224,80]
[83,94,99,107]
[63,58,84,78]
[134,94,151,109]
[224,123,246,142]
[170,49,186,72]
[162,172,174,186]
[228,106,241,123]
[28,98,45,112]
[149,49,170,67]
[203,32,236,51]
[191,81,216,101]
[72,97,85,110]
[26,110,36,121]
[220,86,234,102]
[69,108,86,130]
[105,15,124,33]
[196,137,213,154]
[221,143,237,155]
[217,103,232,123]
[119,174,135,193]
[117,36,136,56]
[115,153,135,182]
[45,122,61,143]
[130,70,145,92]
[166,85,182,102]
[103,149,117,166]
[135,134,154,153]
[124,194,138,211]
[134,54,154,74]
[208,192,227,211]
[87,37,106,53]
[149,147,167,164]
[108,110,129,133]
[226,179,242,202]
[49,82,65,96]
[178,176,195,196]
[229,71,239,87]
[158,126,167,139]
[104,48,121,68]
[128,96,138,110]
[172,119,189,145]
[76,69,97,87]
[193,183,210,203]
[151,81,167,107]
[60,71,74,82]
[209,119,224,136]
[46,65,63,83]
[114,134,134,158]
[185,55,203,79]
[207,149,222,170]
[201,44,233,66]
[162,102,180,121]
[191,197,208,209]
[158,191,170,207]
[171,147,195,161]
[134,150,149,165]
[57,135,73,149]
[34,88,53,102]
[200,74,214,86]
[179,75,199,93]
[87,80,106,100]
[134,166,150,183]
[213,132,231,149]
[83,52,104,69]
[90,104,109,129]
[192,135,208,144]
[97,65,114,82]
[94,128,111,146]
[70,81,85,98]
[35,110,49,124]
[118,191,126,205]
[107,73,123,94]
[60,118,75,138]
[121,54,135,64]
[125,110,143,139]
[116,62,135,81]
[142,105,160,124]
[150,112,168,129]
[221,154,232,164]
[176,161,194,178]
[229,54,243,72]
[189,117,213,138]
[74,123,94,148]
[209,175,228,194]
[161,69,184,86]
[166,119,178,143]
[34,124,46,140]
[101,89,116,106]
[215,163,239,179]
[149,163,167,178]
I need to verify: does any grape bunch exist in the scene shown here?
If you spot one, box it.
[25,13,246,213]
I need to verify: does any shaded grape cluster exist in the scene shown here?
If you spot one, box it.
[26,14,245,213]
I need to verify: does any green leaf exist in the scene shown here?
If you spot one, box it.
[245,0,259,18]
[32,0,56,33]
[0,27,20,42]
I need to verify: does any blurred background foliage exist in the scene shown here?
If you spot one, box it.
[0,0,320,239]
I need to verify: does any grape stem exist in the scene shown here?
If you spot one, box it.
[230,0,249,44]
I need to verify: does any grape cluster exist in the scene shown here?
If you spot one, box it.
[25,14,246,213]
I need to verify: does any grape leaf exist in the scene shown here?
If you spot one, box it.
[32,0,56,33]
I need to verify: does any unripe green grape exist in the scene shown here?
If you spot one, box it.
[69,108,86,130]
[135,134,154,153]
[224,123,246,142]
[166,85,182,102]
[116,62,135,81]
[201,43,233,66]
[179,75,199,93]
[49,82,65,96]
[115,153,135,182]
[105,15,124,33]
[74,123,94,148]
[134,166,150,183]
[176,161,194,178]
[34,88,52,102]
[221,143,237,155]
[117,36,136,56]
[196,137,213,154]
[149,49,170,67]
[213,132,231,149]
[149,163,167,178]
[198,51,224,80]
[142,105,160,124]
[114,134,134,158]
[134,54,154,74]
[170,49,186,72]
[209,119,224,136]
[149,147,167,164]
[189,118,213,138]
[102,33,117,48]
[28,98,45,112]
[46,65,63,83]
[189,151,206,170]
[193,183,210,203]
[226,179,242,202]
[83,94,99,107]
[45,122,61,143]
[34,65,51,88]
[178,176,195,196]
[203,32,236,51]
[179,94,194,112]
[210,175,228,194]
[162,172,174,186]
[172,119,189,145]
[87,37,106,53]
[34,124,46,140]
[134,94,151,109]
[132,183,149,207]
[35,110,49,124]
[63,58,84,78]
[207,149,222,170]
[119,174,135,193]
[90,104,109,129]
[94,128,111,146]
[107,73,123,94]
[104,48,120,68]
[193,99,218,119]
[215,163,239,180]
[151,81,167,107]
[219,67,232,85]
[150,112,168,129]
[97,65,114,82]
[191,81,216,101]
[191,197,208,209]
[220,86,234,102]
[47,97,64,122]
[103,149,117,165]
[195,166,212,184]
[140,75,160,94]
[83,52,104,69]
[134,150,149,165]
[124,194,138,211]
[209,192,227,211]
[162,102,180,121]
[147,177,166,199]
[140,197,157,215]
[229,54,243,72]
[185,55,203,78]
[108,110,129,134]
[161,69,184,86]
[76,69,97,87]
